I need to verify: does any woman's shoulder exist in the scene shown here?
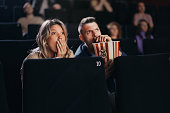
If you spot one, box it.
[65,49,74,58]
[25,47,42,59]
[21,51,41,74]
[26,52,40,59]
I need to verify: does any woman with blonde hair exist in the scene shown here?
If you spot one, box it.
[21,19,74,76]
[25,19,73,59]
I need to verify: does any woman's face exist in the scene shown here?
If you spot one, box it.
[109,25,119,39]
[47,24,66,53]
[140,21,148,32]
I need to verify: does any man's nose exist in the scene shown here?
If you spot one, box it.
[93,31,99,38]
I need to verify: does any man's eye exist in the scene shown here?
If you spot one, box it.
[96,28,99,31]
[87,31,91,34]
[52,32,56,35]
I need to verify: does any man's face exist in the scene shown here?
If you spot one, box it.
[80,22,101,47]
[24,3,33,14]
[138,2,145,13]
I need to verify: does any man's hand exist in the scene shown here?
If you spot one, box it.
[95,35,112,42]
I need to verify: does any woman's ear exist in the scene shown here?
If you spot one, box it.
[79,34,84,42]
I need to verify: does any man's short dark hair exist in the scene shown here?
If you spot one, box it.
[78,17,98,34]
[137,1,145,5]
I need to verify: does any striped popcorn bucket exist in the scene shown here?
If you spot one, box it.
[92,41,120,62]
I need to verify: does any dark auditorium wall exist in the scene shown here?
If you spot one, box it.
[143,0,170,7]
[0,0,26,22]
[5,0,26,6]
[128,0,170,7]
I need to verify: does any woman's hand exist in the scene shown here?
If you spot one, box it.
[56,39,67,58]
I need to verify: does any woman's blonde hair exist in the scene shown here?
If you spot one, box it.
[32,19,68,58]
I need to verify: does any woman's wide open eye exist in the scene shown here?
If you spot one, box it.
[51,32,56,35]
[61,32,64,35]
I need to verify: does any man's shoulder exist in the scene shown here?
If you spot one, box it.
[119,47,127,56]
[17,17,26,23]
[33,16,44,21]
[34,16,43,19]
[74,43,90,57]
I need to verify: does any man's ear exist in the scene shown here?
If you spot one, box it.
[79,34,84,42]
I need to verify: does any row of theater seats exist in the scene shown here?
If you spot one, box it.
[0,38,169,55]
[0,23,78,40]
[1,52,170,113]
[1,23,170,40]
[0,39,170,113]
[119,39,170,55]
[0,39,83,113]
[27,23,80,40]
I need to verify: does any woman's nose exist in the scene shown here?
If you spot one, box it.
[57,37,62,41]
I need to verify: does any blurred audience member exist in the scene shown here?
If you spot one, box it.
[133,1,154,29]
[17,2,44,37]
[90,0,113,12]
[32,0,64,16]
[107,21,122,39]
[136,19,154,54]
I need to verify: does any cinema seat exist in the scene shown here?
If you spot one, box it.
[0,40,37,113]
[28,24,41,39]
[0,61,9,113]
[113,39,139,55]
[23,58,112,113]
[0,23,22,40]
[114,54,170,113]
[143,39,170,54]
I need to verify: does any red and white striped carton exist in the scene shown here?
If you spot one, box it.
[92,41,120,62]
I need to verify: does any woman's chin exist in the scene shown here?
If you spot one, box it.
[52,49,57,53]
